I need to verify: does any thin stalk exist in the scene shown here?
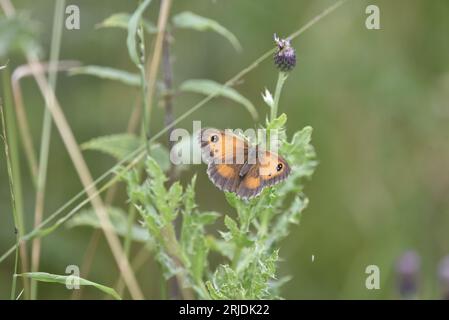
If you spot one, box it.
[31,0,65,299]
[10,233,19,300]
[1,69,29,299]
[270,72,288,122]
[137,23,150,153]
[1,100,21,300]
[144,0,172,136]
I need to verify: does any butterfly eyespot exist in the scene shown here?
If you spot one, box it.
[210,135,219,142]
[276,163,283,172]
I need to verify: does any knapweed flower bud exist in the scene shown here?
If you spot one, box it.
[438,256,449,299]
[396,250,421,299]
[274,34,296,72]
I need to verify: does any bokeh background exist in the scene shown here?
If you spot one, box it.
[1,0,449,299]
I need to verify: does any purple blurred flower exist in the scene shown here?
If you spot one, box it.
[438,255,449,299]
[274,34,296,72]
[396,250,421,299]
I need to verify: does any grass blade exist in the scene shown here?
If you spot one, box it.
[17,272,122,300]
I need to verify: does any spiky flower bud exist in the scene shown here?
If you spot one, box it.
[274,34,296,72]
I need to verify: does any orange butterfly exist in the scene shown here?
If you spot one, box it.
[199,128,291,199]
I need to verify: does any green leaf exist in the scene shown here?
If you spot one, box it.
[196,211,221,225]
[224,215,253,247]
[66,206,151,244]
[206,280,226,300]
[81,133,141,160]
[224,192,240,209]
[266,113,287,130]
[180,79,258,120]
[289,126,313,149]
[16,272,121,300]
[97,12,157,33]
[172,11,242,51]
[150,143,171,172]
[68,65,140,86]
[127,0,153,66]
[207,264,245,299]
[267,196,309,246]
[81,134,170,171]
[0,14,42,58]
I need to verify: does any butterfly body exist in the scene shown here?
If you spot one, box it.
[199,128,291,199]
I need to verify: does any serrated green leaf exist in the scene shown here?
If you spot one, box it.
[16,272,121,300]
[284,126,313,153]
[208,264,245,299]
[81,133,141,160]
[183,175,197,215]
[172,11,241,51]
[266,113,287,130]
[68,65,140,86]
[145,156,165,179]
[180,79,258,120]
[66,206,151,244]
[224,192,240,209]
[81,134,169,171]
[150,143,171,172]
[267,196,309,247]
[224,215,253,247]
[224,215,239,235]
[127,0,153,66]
[196,211,220,225]
[206,281,225,300]
[97,12,157,33]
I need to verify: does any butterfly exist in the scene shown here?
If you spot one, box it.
[199,128,291,199]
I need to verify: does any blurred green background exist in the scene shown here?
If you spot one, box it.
[1,0,449,299]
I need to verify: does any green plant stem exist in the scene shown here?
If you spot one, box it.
[1,100,22,300]
[232,247,242,270]
[160,225,194,299]
[1,68,29,299]
[270,72,288,122]
[31,0,65,300]
[11,236,19,300]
